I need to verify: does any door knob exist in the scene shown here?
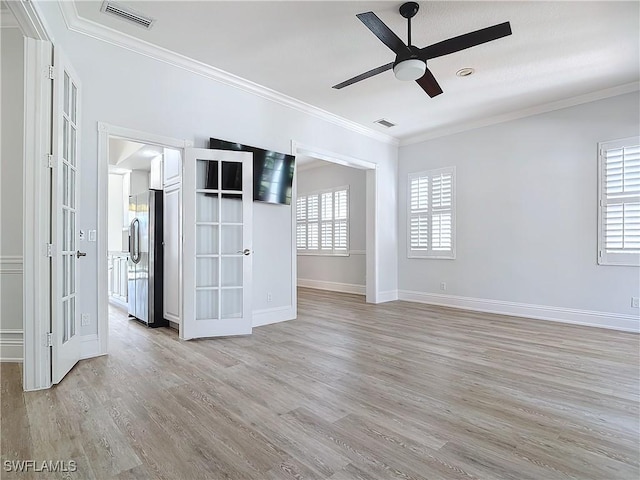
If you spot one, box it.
[236,249,251,256]
[76,250,87,258]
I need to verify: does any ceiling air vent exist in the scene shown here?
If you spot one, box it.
[100,1,155,29]
[374,118,396,128]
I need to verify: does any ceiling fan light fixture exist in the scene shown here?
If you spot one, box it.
[393,59,426,81]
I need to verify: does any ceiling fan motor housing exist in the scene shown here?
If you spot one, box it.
[393,45,426,81]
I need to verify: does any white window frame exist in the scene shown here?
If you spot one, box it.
[407,167,456,259]
[297,186,349,256]
[597,136,640,267]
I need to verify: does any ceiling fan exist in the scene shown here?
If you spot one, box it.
[333,2,512,98]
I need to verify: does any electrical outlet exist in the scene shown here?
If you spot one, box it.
[632,297,640,308]
[81,313,90,326]
[440,282,447,291]
[267,292,273,303]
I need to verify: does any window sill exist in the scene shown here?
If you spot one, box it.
[297,252,350,257]
[407,254,456,260]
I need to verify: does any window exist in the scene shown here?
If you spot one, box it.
[297,187,349,255]
[408,167,455,259]
[598,137,640,266]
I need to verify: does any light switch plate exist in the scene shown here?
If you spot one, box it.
[88,230,97,242]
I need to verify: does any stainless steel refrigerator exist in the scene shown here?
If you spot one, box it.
[128,190,165,327]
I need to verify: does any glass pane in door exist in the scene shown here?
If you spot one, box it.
[221,225,242,254]
[221,161,242,191]
[197,160,218,190]
[196,193,219,222]
[221,196,242,223]
[69,297,76,337]
[196,289,219,320]
[220,289,242,318]
[63,299,69,343]
[196,258,219,287]
[196,225,219,254]
[221,257,242,287]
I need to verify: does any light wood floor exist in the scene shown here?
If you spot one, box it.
[2,288,639,479]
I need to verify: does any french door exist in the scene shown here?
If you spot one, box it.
[182,148,253,339]
[51,50,82,383]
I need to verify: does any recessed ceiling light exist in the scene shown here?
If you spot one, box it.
[456,67,475,77]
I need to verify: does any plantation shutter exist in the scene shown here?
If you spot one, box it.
[321,192,333,250]
[296,196,307,249]
[599,137,640,266]
[408,167,455,259]
[296,187,349,255]
[334,189,348,252]
[307,194,319,250]
[409,176,429,251]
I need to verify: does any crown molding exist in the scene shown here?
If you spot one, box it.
[6,0,50,39]
[56,1,398,147]
[400,82,640,146]
[0,10,19,29]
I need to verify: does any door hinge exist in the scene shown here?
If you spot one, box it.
[46,243,54,257]
[47,154,54,168]
[46,332,53,347]
[599,250,603,258]
[48,65,55,80]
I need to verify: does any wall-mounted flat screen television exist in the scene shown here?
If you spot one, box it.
[209,137,295,205]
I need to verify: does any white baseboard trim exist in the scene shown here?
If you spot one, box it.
[375,290,399,303]
[298,278,365,295]
[0,329,23,362]
[253,305,296,328]
[80,334,103,360]
[398,290,640,333]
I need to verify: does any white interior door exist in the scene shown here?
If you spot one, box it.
[182,148,253,339]
[52,49,82,384]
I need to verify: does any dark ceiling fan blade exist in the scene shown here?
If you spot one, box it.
[419,22,512,60]
[356,11,411,56]
[416,68,443,97]
[332,62,394,89]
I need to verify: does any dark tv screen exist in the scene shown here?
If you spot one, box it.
[209,137,295,205]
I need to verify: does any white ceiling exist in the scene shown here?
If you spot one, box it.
[75,1,639,142]
[109,138,163,171]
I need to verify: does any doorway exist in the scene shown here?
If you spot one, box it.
[97,123,192,355]
[290,142,378,304]
[296,158,368,295]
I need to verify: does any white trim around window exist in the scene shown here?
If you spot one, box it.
[297,186,349,256]
[597,136,640,266]
[407,167,456,259]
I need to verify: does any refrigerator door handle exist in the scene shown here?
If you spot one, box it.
[130,218,141,264]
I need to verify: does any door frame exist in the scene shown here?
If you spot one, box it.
[10,0,54,391]
[96,123,192,355]
[290,141,379,304]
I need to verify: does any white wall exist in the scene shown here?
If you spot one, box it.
[36,2,398,336]
[398,92,640,330]
[297,162,367,292]
[0,27,25,360]
[107,174,125,251]
[129,169,149,195]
